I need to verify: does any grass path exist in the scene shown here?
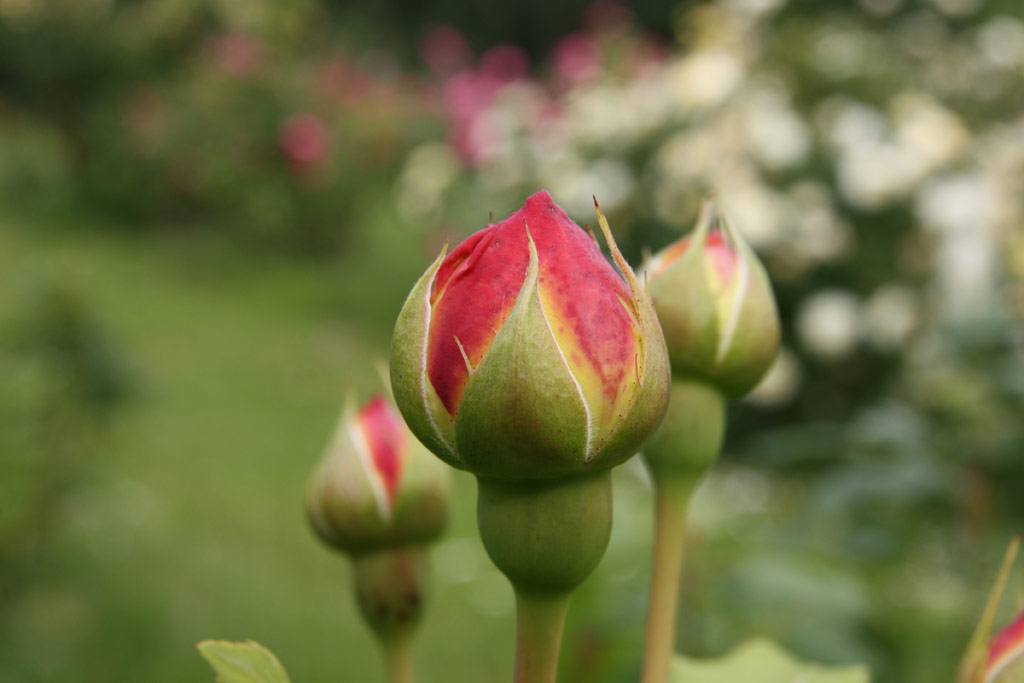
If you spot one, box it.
[0,216,508,682]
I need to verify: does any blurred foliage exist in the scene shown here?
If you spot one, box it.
[0,282,133,606]
[671,638,870,683]
[1,0,1024,682]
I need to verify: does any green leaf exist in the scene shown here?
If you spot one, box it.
[196,639,292,683]
[672,638,870,683]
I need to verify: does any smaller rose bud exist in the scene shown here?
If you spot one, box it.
[644,199,780,397]
[984,611,1024,683]
[306,395,449,556]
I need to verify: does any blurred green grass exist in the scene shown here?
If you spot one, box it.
[0,211,531,682]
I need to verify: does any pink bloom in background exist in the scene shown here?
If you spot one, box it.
[421,25,472,78]
[440,43,529,165]
[551,32,600,85]
[204,32,264,77]
[477,44,529,83]
[279,114,330,171]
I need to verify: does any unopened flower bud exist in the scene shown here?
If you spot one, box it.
[306,395,449,555]
[390,190,670,481]
[644,200,780,397]
[985,611,1024,683]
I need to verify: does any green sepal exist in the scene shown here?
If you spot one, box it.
[647,201,719,380]
[387,436,450,549]
[352,546,429,641]
[589,199,672,470]
[711,214,781,397]
[456,227,590,480]
[196,639,291,683]
[476,470,612,595]
[390,246,460,468]
[991,657,1024,683]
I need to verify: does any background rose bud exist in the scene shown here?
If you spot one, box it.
[391,190,670,481]
[644,200,780,397]
[306,395,449,555]
[985,612,1024,683]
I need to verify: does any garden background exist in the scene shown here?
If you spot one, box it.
[2,0,1023,681]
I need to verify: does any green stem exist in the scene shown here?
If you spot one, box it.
[639,379,725,683]
[351,547,428,683]
[641,484,693,683]
[476,472,613,683]
[513,589,573,683]
[383,632,415,683]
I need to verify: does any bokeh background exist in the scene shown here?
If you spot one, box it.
[2,0,1024,681]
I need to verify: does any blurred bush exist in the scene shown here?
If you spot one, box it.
[0,0,442,250]
[0,283,133,604]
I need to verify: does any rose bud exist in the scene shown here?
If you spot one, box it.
[306,394,449,556]
[390,190,670,481]
[984,611,1024,683]
[644,199,780,397]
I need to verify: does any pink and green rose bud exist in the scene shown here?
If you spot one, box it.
[306,395,449,555]
[644,200,780,397]
[390,190,670,481]
[985,611,1024,683]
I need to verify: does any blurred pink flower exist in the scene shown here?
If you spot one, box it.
[204,33,264,77]
[279,114,330,171]
[421,25,472,78]
[478,44,529,83]
[552,32,600,84]
[440,44,529,165]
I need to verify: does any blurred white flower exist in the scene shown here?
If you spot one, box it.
[978,16,1024,68]
[566,83,645,148]
[863,285,920,351]
[717,173,786,248]
[837,142,929,209]
[743,86,812,170]
[745,347,803,407]
[813,27,867,80]
[914,172,998,235]
[977,118,1024,177]
[891,93,969,169]
[670,49,745,110]
[551,157,634,215]
[797,290,862,359]
[724,0,788,17]
[798,212,851,265]
[816,97,887,152]
[916,174,1000,317]
[395,143,460,223]
[929,0,984,18]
